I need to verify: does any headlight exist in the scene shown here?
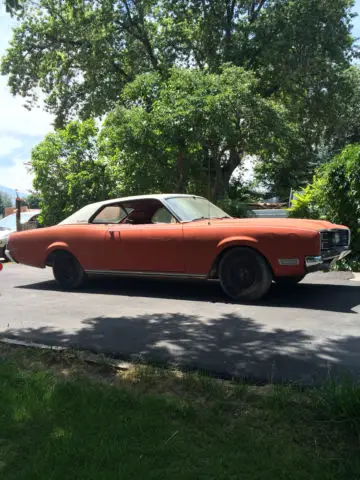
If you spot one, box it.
[334,232,341,245]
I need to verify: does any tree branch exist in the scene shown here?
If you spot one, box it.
[121,0,160,72]
[249,0,267,23]
[224,0,237,60]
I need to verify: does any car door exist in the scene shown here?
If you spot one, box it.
[92,201,185,274]
[109,222,185,273]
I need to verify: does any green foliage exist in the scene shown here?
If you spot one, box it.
[31,66,285,222]
[24,191,42,209]
[4,0,24,14]
[1,0,356,126]
[100,65,290,201]
[2,0,359,198]
[31,119,114,226]
[289,144,360,269]
[0,191,12,217]
[217,198,253,218]
[288,184,324,220]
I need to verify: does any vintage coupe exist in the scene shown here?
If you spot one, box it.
[6,194,351,301]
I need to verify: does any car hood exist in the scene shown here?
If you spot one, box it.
[190,217,347,232]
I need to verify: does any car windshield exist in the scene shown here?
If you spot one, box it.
[0,212,36,231]
[166,196,231,222]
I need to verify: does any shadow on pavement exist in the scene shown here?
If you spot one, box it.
[3,311,360,384]
[16,275,360,313]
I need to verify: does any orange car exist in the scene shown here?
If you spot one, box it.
[6,194,351,301]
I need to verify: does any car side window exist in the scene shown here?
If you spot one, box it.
[92,205,127,224]
[151,206,176,224]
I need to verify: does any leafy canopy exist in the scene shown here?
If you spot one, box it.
[1,0,355,128]
[0,192,13,217]
[3,0,359,198]
[100,65,291,199]
[31,119,115,226]
[289,144,360,268]
[24,192,42,209]
[31,65,291,225]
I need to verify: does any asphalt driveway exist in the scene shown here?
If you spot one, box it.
[1,263,360,384]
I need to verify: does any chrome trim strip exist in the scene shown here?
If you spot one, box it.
[5,249,17,263]
[84,269,207,280]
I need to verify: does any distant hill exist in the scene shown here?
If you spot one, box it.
[0,185,28,203]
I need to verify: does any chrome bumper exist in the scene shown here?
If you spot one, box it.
[305,248,351,272]
[5,249,17,263]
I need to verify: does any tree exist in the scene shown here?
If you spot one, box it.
[24,191,42,209]
[100,65,291,201]
[2,0,358,197]
[0,191,13,217]
[289,144,360,269]
[254,65,360,198]
[31,119,115,225]
[4,0,24,14]
[2,0,355,128]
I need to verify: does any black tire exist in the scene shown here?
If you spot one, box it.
[275,275,305,287]
[219,247,272,301]
[52,251,86,290]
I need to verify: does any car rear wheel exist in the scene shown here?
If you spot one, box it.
[219,247,272,301]
[275,275,305,287]
[52,251,86,290]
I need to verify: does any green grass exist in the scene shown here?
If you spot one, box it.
[1,345,360,479]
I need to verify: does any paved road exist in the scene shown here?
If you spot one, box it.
[1,263,360,384]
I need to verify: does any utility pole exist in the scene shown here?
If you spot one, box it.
[15,190,21,232]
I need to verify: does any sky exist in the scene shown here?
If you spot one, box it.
[0,2,360,193]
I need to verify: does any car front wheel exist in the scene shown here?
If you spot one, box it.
[52,251,86,290]
[219,247,272,301]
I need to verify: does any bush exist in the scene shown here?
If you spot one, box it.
[288,185,324,219]
[288,144,360,270]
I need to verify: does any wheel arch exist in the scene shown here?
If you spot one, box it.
[45,242,73,267]
[208,239,275,279]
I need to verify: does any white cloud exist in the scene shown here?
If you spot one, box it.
[0,77,54,137]
[0,157,34,192]
[0,12,53,138]
[0,134,23,157]
[0,10,53,190]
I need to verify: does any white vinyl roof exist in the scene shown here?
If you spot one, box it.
[58,194,202,225]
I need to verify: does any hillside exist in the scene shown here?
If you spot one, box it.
[0,185,28,202]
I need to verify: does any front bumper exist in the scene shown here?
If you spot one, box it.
[5,249,17,263]
[305,247,351,273]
